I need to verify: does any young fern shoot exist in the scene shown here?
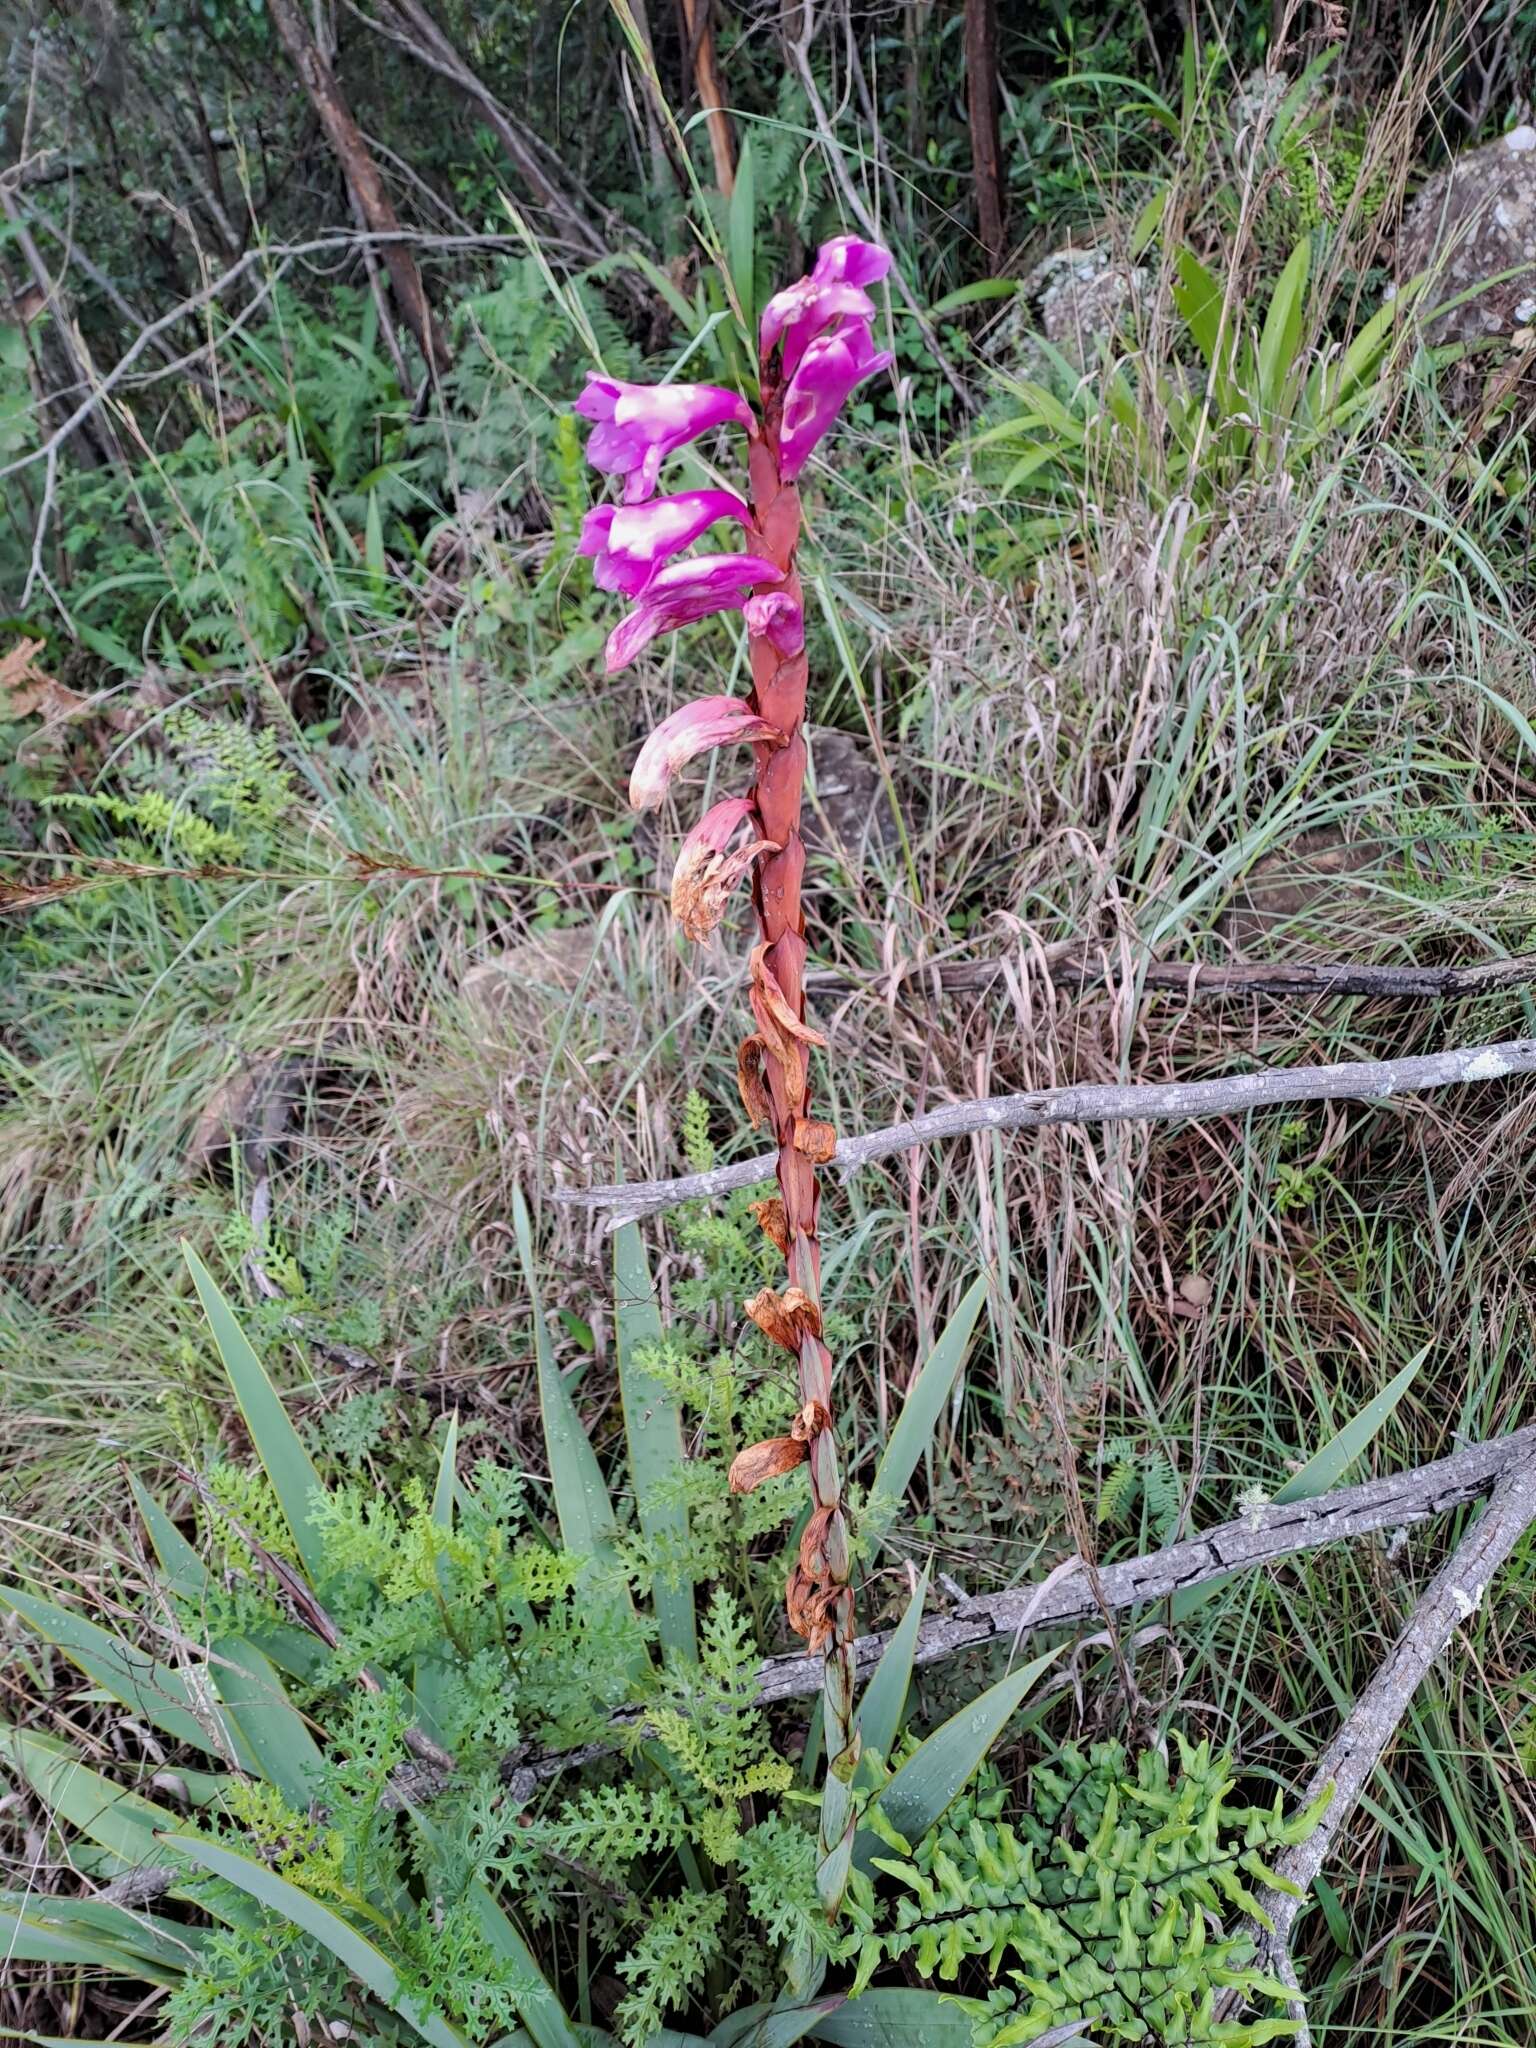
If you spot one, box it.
[574,236,893,1913]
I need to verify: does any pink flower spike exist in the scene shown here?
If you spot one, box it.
[744,590,804,656]
[579,489,750,597]
[629,697,786,811]
[575,376,754,503]
[778,323,894,482]
[606,553,783,678]
[671,796,779,940]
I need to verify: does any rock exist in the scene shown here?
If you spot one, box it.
[463,928,596,1020]
[1028,244,1147,367]
[804,730,901,861]
[1399,128,1536,344]
[1222,829,1391,951]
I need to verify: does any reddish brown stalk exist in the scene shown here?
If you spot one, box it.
[740,385,858,1890]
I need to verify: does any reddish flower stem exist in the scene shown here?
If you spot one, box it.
[744,398,858,1895]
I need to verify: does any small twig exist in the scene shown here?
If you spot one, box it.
[555,1036,1536,1222]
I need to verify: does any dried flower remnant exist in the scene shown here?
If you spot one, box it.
[670,798,778,941]
[574,234,895,1910]
[727,1435,808,1493]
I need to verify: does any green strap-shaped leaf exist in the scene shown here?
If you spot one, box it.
[853,1570,927,1767]
[211,1637,326,1810]
[615,1218,696,1662]
[431,1411,460,1528]
[183,1243,328,1582]
[164,1833,474,2048]
[710,1998,844,2046]
[0,1582,253,1769]
[512,1188,623,1568]
[411,1413,461,1742]
[0,1894,194,1983]
[128,1477,210,1602]
[864,1278,986,1548]
[726,133,757,339]
[1173,1347,1425,1625]
[1275,1348,1426,1504]
[1257,237,1310,420]
[871,1643,1066,1848]
[808,1988,987,2044]
[1,1719,177,1872]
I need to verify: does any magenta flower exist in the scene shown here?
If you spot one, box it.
[606,554,783,676]
[810,235,893,289]
[580,490,750,597]
[743,591,804,656]
[574,376,754,503]
[670,796,779,939]
[628,696,786,811]
[759,235,893,380]
[779,322,894,482]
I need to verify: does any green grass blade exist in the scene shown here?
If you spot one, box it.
[870,1643,1066,1849]
[211,1637,325,1808]
[183,1243,328,1582]
[164,1833,474,2048]
[864,1277,986,1548]
[853,1569,927,1766]
[615,1218,696,1662]
[0,1583,252,1767]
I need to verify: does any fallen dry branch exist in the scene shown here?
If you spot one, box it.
[507,1421,1536,1788]
[807,947,1536,1004]
[1238,1438,1536,2045]
[555,1035,1536,1222]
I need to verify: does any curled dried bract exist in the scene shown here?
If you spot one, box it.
[744,1285,822,1351]
[792,1117,837,1163]
[789,1399,830,1443]
[799,1504,836,1579]
[748,943,828,1051]
[671,799,779,942]
[727,1435,807,1494]
[786,1565,842,1651]
[736,1036,773,1130]
[749,1196,790,1255]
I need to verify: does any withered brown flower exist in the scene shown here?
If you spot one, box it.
[727,1435,808,1494]
[744,1285,822,1351]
